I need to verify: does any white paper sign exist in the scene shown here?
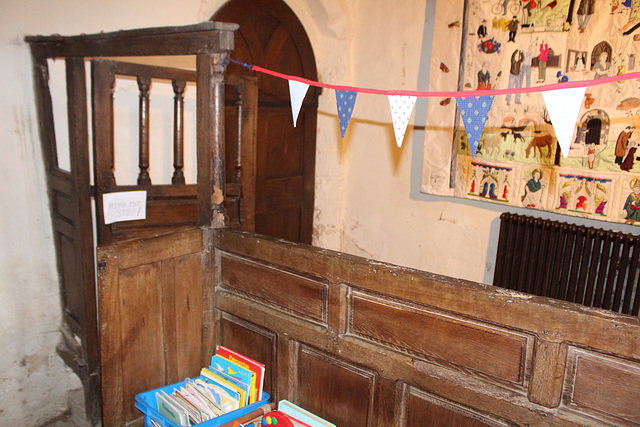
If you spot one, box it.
[102,191,147,224]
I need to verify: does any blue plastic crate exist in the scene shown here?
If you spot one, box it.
[135,379,270,427]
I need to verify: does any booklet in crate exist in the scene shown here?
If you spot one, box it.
[209,354,255,404]
[215,345,265,404]
[137,347,269,426]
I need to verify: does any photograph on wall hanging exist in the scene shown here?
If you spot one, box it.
[422,0,640,225]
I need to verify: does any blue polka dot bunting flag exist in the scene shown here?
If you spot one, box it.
[336,90,358,138]
[455,95,494,158]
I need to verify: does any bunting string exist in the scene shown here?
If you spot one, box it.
[226,57,640,97]
[224,57,640,152]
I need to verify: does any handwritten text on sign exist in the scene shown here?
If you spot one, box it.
[103,191,147,224]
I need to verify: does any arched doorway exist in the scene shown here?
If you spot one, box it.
[213,0,319,244]
[585,117,602,145]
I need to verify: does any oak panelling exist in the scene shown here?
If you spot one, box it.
[219,253,327,324]
[59,234,83,331]
[214,289,571,426]
[349,291,533,388]
[118,263,165,422]
[217,312,277,399]
[173,253,204,380]
[98,228,208,427]
[215,229,640,361]
[564,347,640,425]
[255,205,302,244]
[54,190,75,224]
[404,386,515,427]
[214,229,640,426]
[107,227,204,270]
[295,345,376,427]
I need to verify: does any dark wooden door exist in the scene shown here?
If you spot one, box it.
[30,55,102,425]
[213,0,318,244]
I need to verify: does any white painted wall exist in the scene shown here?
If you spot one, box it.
[1,0,638,424]
[0,0,204,424]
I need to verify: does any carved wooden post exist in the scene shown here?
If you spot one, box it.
[528,338,567,408]
[196,52,228,228]
[137,75,151,186]
[172,79,186,185]
[234,83,243,185]
[91,60,117,244]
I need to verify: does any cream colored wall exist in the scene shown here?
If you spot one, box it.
[0,0,207,424]
[2,0,638,424]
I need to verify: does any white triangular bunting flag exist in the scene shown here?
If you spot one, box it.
[541,86,587,158]
[288,80,309,127]
[388,95,417,147]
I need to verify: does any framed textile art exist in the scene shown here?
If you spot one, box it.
[421,0,640,225]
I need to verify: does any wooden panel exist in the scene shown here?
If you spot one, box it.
[112,199,198,235]
[218,313,277,398]
[59,234,82,331]
[118,263,165,422]
[565,347,640,424]
[295,345,375,427]
[255,206,302,244]
[405,387,515,427]
[174,253,204,380]
[350,291,531,386]
[219,253,327,323]
[210,230,640,426]
[54,190,75,224]
[98,229,208,427]
[215,230,640,362]
[108,227,203,269]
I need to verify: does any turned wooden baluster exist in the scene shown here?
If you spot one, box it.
[172,79,186,185]
[137,75,151,186]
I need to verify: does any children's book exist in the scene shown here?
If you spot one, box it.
[194,378,239,412]
[216,345,265,404]
[207,364,252,407]
[156,389,190,427]
[278,400,336,427]
[173,389,202,425]
[210,354,256,404]
[184,380,223,417]
[201,367,248,407]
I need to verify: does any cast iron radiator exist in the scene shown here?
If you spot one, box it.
[493,212,640,316]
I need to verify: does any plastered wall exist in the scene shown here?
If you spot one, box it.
[1,0,638,424]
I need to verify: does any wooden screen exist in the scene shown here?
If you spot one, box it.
[214,228,640,426]
[97,227,640,426]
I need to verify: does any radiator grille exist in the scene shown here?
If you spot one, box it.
[493,212,640,316]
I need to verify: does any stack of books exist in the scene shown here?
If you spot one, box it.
[152,346,266,426]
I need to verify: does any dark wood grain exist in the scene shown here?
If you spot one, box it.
[213,229,640,426]
[565,348,640,424]
[97,229,207,426]
[214,0,318,243]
